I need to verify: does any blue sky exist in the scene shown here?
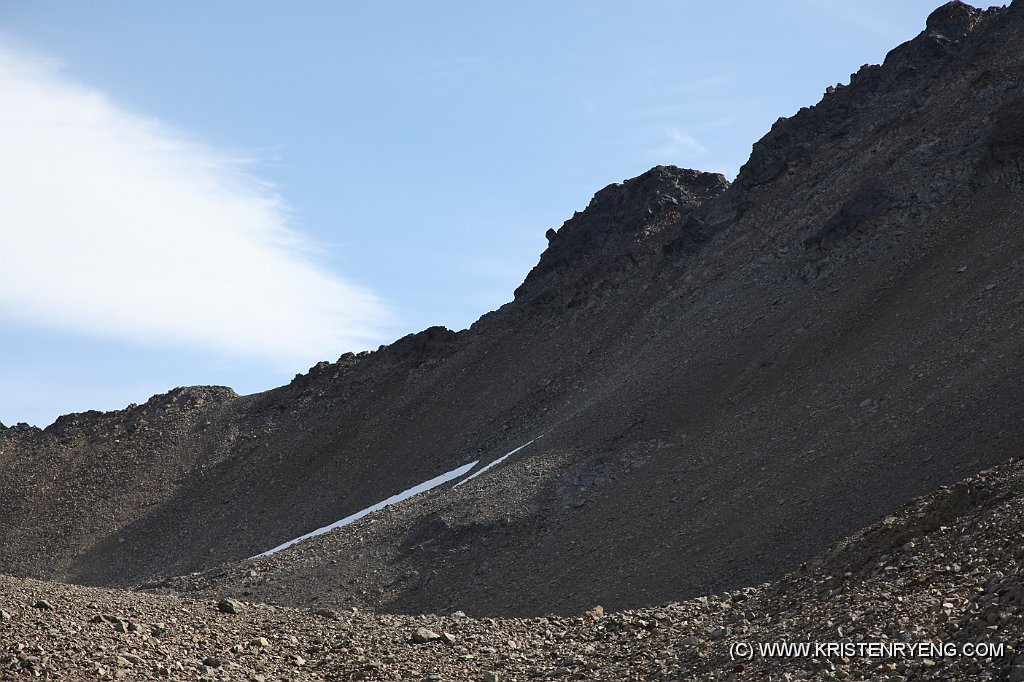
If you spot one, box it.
[0,1,952,426]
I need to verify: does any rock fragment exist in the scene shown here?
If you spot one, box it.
[411,627,441,644]
[217,598,245,614]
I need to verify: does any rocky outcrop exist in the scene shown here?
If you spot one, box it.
[514,165,728,307]
[923,0,983,39]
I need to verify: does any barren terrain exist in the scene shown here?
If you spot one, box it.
[2,2,1024,679]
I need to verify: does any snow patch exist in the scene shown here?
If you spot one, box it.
[253,459,479,558]
[454,437,540,488]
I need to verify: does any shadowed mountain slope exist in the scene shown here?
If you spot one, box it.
[3,455,1024,679]
[1,1,1023,619]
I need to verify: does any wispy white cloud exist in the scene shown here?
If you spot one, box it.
[651,127,708,160]
[0,43,391,365]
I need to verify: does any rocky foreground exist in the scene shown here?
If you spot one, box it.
[3,456,1023,681]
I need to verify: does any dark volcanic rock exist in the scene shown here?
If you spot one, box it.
[924,0,983,40]
[377,325,460,366]
[514,165,728,307]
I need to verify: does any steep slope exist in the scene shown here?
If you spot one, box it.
[0,165,728,591]
[2,0,1024,620]
[2,455,1023,680]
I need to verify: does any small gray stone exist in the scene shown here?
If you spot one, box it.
[411,626,441,644]
[32,600,54,610]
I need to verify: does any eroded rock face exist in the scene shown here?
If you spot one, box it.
[924,0,983,40]
[515,165,728,307]
[981,95,1024,183]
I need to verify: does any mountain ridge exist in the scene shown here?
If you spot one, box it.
[1,0,1023,628]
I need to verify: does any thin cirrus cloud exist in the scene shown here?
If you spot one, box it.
[0,43,390,365]
[658,127,708,158]
[647,127,709,167]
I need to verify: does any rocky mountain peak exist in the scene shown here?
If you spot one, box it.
[577,165,727,232]
[515,165,727,306]
[925,1,984,40]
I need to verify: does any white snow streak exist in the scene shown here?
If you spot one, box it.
[454,437,540,488]
[253,459,479,558]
